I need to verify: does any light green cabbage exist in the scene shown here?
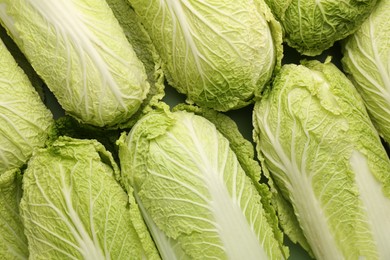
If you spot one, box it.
[20,137,160,259]
[342,0,390,145]
[0,168,28,259]
[0,38,53,173]
[253,58,390,259]
[0,25,45,99]
[264,0,378,56]
[106,0,166,127]
[127,0,283,111]
[0,0,150,127]
[118,107,288,259]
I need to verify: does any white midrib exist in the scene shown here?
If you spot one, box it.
[188,121,268,260]
[350,151,390,259]
[31,165,106,259]
[287,167,343,260]
[133,191,186,260]
[369,17,390,101]
[258,105,343,260]
[164,0,205,84]
[0,4,19,39]
[2,0,136,116]
[205,162,268,259]
[60,169,106,260]
[346,36,390,108]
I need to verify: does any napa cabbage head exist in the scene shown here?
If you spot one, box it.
[264,0,378,56]
[20,137,160,259]
[0,0,151,128]
[342,0,390,145]
[118,107,288,260]
[253,58,390,259]
[0,38,53,173]
[127,0,283,111]
[0,168,28,259]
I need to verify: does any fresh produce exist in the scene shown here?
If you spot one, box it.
[0,0,388,259]
[0,0,150,128]
[0,38,53,173]
[264,0,378,56]
[20,137,160,259]
[0,168,28,259]
[118,107,288,259]
[105,0,166,127]
[253,58,390,259]
[342,0,390,145]
[127,0,283,111]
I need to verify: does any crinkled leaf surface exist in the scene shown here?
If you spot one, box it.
[20,137,153,259]
[106,0,166,128]
[0,38,53,172]
[265,0,377,55]
[0,169,28,259]
[173,103,288,255]
[253,59,390,259]
[0,25,45,99]
[0,0,150,127]
[342,0,390,144]
[119,109,287,259]
[128,0,282,111]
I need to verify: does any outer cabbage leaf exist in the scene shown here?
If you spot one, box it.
[127,0,283,111]
[176,105,312,256]
[258,156,313,257]
[0,0,150,127]
[253,59,390,259]
[342,0,390,145]
[0,169,28,259]
[173,103,288,253]
[265,0,377,56]
[0,24,45,99]
[0,38,53,173]
[118,109,288,259]
[106,0,166,127]
[20,137,159,259]
[49,115,122,165]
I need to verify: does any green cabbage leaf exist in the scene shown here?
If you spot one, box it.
[20,137,159,259]
[265,0,378,56]
[342,0,390,144]
[106,0,166,127]
[0,0,150,127]
[0,38,53,173]
[253,59,390,259]
[127,0,283,111]
[0,169,28,259]
[118,108,288,259]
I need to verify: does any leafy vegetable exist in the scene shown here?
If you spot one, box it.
[264,0,378,56]
[127,0,283,111]
[0,168,28,259]
[118,108,288,259]
[0,38,53,173]
[106,0,166,127]
[0,24,45,100]
[0,0,150,127]
[50,115,122,164]
[253,58,390,259]
[342,0,390,145]
[20,137,160,259]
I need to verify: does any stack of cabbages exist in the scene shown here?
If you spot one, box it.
[0,0,389,259]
